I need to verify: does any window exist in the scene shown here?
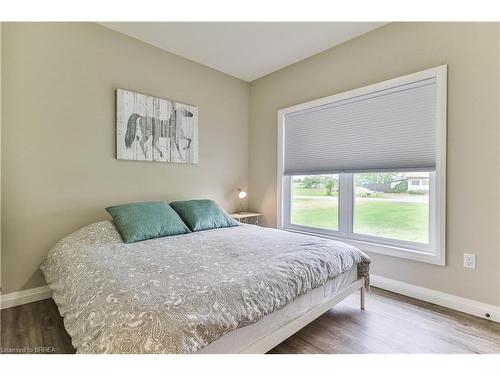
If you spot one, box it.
[278,66,446,265]
[353,172,429,244]
[291,175,339,230]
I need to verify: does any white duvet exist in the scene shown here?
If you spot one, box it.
[41,221,370,353]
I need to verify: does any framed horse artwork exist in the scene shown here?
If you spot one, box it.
[116,89,198,164]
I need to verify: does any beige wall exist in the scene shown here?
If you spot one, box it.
[1,23,249,293]
[249,23,500,305]
[0,22,2,291]
[2,22,500,306]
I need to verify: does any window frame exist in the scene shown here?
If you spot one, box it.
[277,66,447,266]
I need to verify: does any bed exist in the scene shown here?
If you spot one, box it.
[41,221,370,354]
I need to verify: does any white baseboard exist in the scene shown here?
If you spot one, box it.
[0,285,52,310]
[371,274,500,323]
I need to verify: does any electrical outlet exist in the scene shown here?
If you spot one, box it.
[463,253,476,269]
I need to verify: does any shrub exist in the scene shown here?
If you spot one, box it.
[393,180,408,193]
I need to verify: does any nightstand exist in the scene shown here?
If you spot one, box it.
[230,212,263,226]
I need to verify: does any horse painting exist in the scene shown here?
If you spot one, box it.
[125,105,193,161]
[116,89,198,164]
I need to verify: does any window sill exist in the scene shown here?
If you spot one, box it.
[282,226,445,266]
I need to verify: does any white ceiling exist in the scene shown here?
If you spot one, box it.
[99,22,387,82]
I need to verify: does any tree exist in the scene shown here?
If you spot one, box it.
[302,176,321,188]
[324,176,337,195]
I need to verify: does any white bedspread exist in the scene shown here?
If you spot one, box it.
[41,221,370,353]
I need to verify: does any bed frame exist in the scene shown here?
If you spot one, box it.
[235,277,366,354]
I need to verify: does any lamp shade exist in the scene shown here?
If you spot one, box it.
[238,189,247,199]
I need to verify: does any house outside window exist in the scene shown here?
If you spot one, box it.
[407,173,430,193]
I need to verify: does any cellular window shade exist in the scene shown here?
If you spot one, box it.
[284,77,438,175]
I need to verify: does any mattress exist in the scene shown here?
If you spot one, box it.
[199,267,358,353]
[41,221,370,353]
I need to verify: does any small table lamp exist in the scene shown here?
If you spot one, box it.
[238,188,247,214]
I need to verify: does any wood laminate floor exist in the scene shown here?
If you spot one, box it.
[1,287,499,354]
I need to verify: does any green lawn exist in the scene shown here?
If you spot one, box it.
[293,186,338,197]
[292,197,339,229]
[291,196,429,243]
[354,200,429,243]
